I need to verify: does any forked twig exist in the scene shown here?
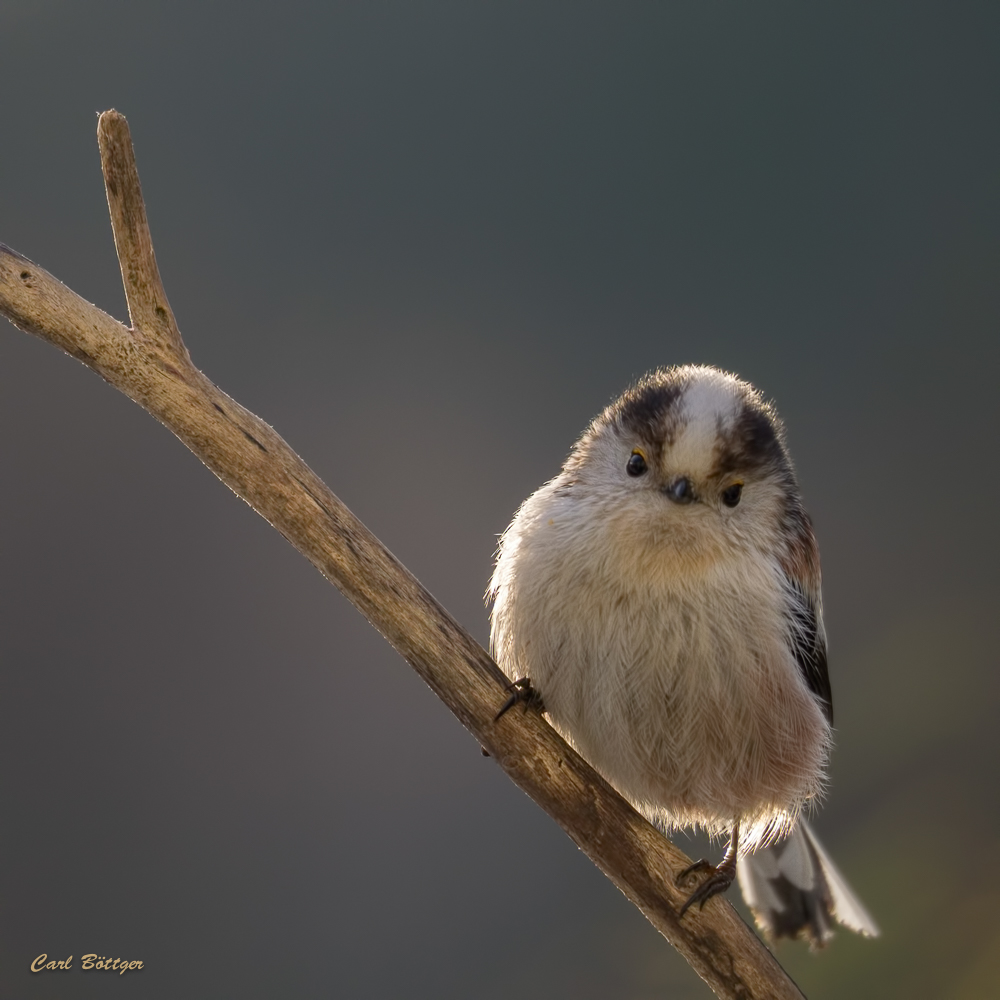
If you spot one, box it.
[0,110,804,1000]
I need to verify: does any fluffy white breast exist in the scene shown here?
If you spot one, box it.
[489,478,831,849]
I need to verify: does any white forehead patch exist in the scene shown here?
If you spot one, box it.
[666,368,742,476]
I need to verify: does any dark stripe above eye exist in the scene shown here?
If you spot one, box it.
[613,375,688,442]
[712,403,787,478]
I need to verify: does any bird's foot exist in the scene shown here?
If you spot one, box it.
[494,677,545,721]
[677,855,738,918]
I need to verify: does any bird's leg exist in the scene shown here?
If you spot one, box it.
[677,824,740,918]
[494,677,545,721]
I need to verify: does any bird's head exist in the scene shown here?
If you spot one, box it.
[562,365,801,568]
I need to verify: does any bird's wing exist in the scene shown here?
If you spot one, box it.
[784,578,833,725]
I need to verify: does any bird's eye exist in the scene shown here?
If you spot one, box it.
[626,451,648,477]
[721,482,743,508]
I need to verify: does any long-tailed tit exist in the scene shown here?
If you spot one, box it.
[489,364,878,945]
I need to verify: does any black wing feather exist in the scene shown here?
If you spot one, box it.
[785,582,833,725]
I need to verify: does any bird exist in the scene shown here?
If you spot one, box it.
[488,364,878,945]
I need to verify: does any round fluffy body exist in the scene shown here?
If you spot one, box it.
[489,365,832,849]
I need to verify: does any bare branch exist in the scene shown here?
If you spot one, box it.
[0,110,805,1000]
[97,110,187,359]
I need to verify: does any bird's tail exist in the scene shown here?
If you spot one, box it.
[736,818,880,948]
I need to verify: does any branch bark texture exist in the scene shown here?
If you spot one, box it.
[0,110,805,1000]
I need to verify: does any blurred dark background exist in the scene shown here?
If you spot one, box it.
[1,3,998,997]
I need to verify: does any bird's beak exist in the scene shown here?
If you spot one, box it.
[663,476,697,505]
